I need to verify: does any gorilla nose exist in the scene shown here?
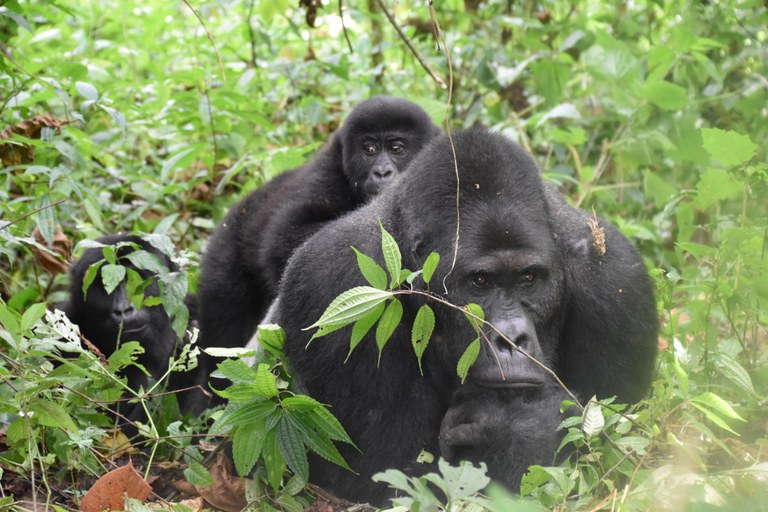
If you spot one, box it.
[112,302,137,321]
[491,316,541,358]
[373,166,395,180]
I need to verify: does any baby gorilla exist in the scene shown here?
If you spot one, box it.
[198,96,441,355]
[63,234,198,426]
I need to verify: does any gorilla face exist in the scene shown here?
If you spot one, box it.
[340,95,440,199]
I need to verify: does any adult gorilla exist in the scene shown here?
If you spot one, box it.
[276,127,658,503]
[63,234,200,423]
[198,96,441,356]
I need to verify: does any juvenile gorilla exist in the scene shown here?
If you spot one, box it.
[63,234,199,424]
[276,128,658,503]
[198,96,441,357]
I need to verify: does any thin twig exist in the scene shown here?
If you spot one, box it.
[182,0,227,82]
[0,199,66,230]
[375,0,446,88]
[338,0,354,53]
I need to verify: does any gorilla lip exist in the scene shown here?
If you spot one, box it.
[470,377,546,389]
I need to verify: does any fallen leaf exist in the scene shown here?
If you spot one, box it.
[0,114,65,166]
[194,454,248,512]
[81,460,152,512]
[33,225,72,275]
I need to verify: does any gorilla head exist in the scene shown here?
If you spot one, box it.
[338,96,440,198]
[276,127,658,503]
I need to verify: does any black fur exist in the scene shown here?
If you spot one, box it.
[275,127,658,503]
[197,96,441,357]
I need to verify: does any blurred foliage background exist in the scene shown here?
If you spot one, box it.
[0,0,767,510]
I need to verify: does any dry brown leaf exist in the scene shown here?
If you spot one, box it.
[32,225,72,275]
[99,428,139,459]
[588,212,606,257]
[0,114,65,166]
[80,460,152,512]
[194,454,248,512]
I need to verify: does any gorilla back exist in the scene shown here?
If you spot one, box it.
[198,96,441,356]
[276,127,658,503]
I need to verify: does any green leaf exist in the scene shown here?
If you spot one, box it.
[125,250,168,274]
[700,128,756,166]
[422,252,440,285]
[217,359,257,383]
[714,353,756,398]
[346,302,385,362]
[380,222,402,288]
[307,286,392,329]
[20,303,46,333]
[184,459,213,487]
[101,264,126,295]
[257,324,285,355]
[691,392,746,422]
[456,338,481,383]
[29,398,78,432]
[263,428,286,493]
[693,169,743,209]
[253,363,279,399]
[411,304,435,374]
[641,80,687,110]
[352,247,387,290]
[277,414,309,483]
[281,395,323,411]
[463,303,485,335]
[300,405,354,445]
[75,81,99,101]
[375,299,403,365]
[438,459,491,499]
[582,399,605,437]
[233,420,265,476]
[300,418,352,471]
[219,400,277,429]
[81,261,104,299]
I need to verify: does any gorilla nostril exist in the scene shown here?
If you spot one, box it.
[374,167,395,179]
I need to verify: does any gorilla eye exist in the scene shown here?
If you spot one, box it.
[472,273,490,288]
[520,271,536,285]
[363,144,378,156]
[389,143,404,154]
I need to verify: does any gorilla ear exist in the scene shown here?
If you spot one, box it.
[411,239,425,261]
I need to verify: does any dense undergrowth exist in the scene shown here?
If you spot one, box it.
[1,0,766,510]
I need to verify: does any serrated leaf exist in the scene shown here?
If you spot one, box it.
[346,302,385,362]
[20,303,47,333]
[219,400,277,429]
[308,286,392,329]
[257,324,285,354]
[82,260,103,299]
[278,414,309,483]
[375,299,403,365]
[700,128,756,166]
[282,395,322,411]
[253,363,278,398]
[217,359,257,383]
[352,247,387,290]
[456,338,481,383]
[422,252,440,284]
[714,353,756,397]
[641,79,687,110]
[582,399,605,437]
[184,459,213,487]
[380,222,402,288]
[689,402,739,435]
[125,250,168,274]
[263,428,286,493]
[463,303,485,335]
[411,304,435,374]
[101,264,126,295]
[29,398,78,432]
[233,420,265,476]
[75,81,99,101]
[438,459,491,498]
[301,405,354,445]
[693,169,743,209]
[300,419,352,471]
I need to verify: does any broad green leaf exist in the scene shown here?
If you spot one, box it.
[643,170,678,206]
[101,264,126,295]
[35,194,55,246]
[282,395,322,411]
[693,169,743,209]
[254,363,279,398]
[219,400,277,429]
[257,324,285,355]
[82,261,103,299]
[691,392,745,421]
[641,80,687,110]
[125,250,168,274]
[184,459,213,487]
[233,420,265,476]
[300,405,355,444]
[463,303,485,335]
[75,81,99,101]
[346,302,385,362]
[307,286,392,329]
[714,353,756,397]
[300,421,352,471]
[422,252,440,285]
[20,303,46,334]
[352,247,387,290]
[411,304,435,374]
[457,338,481,383]
[263,428,286,493]
[700,128,756,166]
[278,414,309,483]
[29,398,77,432]
[380,222,402,287]
[689,402,739,435]
[375,299,403,365]
[217,359,257,383]
[0,302,20,341]
[582,399,605,437]
[673,354,689,396]
[438,459,491,498]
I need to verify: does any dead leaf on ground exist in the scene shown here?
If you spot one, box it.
[80,460,152,512]
[32,225,72,275]
[98,428,139,459]
[194,454,248,512]
[0,114,65,167]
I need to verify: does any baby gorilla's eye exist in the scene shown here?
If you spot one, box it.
[472,273,490,288]
[389,143,404,154]
[520,271,536,285]
[363,144,378,155]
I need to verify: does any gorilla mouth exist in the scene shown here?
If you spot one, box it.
[120,325,148,338]
[470,377,546,389]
